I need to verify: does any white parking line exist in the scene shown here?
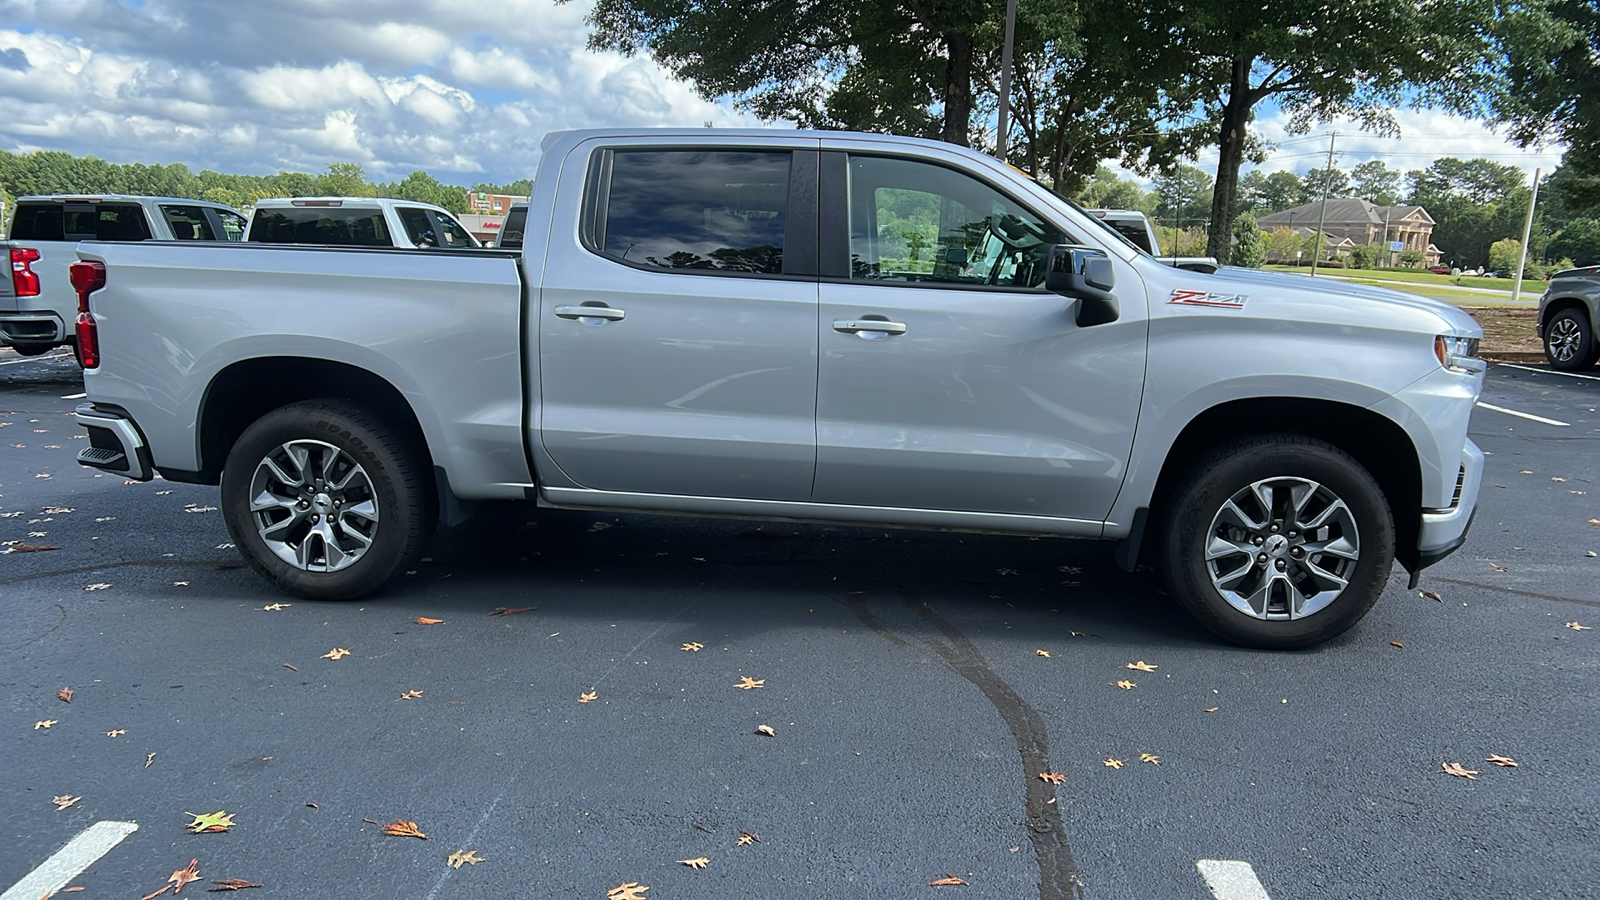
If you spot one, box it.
[62,392,87,399]
[0,351,71,367]
[1495,362,1600,382]
[1476,402,1570,426]
[1,820,138,900]
[1197,860,1272,900]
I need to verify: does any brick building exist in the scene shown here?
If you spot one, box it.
[1258,198,1441,265]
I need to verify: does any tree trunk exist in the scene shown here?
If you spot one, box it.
[941,32,974,147]
[1206,54,1255,264]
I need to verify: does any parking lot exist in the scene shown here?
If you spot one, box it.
[2,347,1596,900]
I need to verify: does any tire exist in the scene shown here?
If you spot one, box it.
[221,400,434,600]
[1543,308,1599,371]
[1159,435,1394,650]
[11,343,54,357]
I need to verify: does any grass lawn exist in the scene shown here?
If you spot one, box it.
[1262,265,1546,296]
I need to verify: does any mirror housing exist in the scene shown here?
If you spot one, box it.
[1046,245,1119,327]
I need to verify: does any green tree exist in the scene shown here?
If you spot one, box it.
[1495,0,1600,206]
[1350,160,1403,205]
[316,163,374,198]
[1488,238,1522,275]
[1347,244,1379,269]
[1231,213,1267,267]
[1264,225,1308,262]
[1547,217,1600,266]
[1152,164,1214,230]
[1302,166,1350,200]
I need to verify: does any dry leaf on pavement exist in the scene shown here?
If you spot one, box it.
[486,606,536,616]
[1103,758,1124,769]
[141,858,201,899]
[57,687,73,702]
[607,883,649,900]
[1038,772,1066,784]
[185,811,235,834]
[52,794,81,810]
[929,874,968,886]
[1390,641,1404,649]
[1139,753,1160,765]
[734,676,764,690]
[736,831,761,846]
[146,752,157,768]
[446,850,484,868]
[260,603,290,611]
[1565,622,1592,631]
[678,857,710,869]
[1486,754,1518,767]
[206,878,262,891]
[681,642,704,652]
[1035,649,1051,657]
[34,719,57,729]
[579,690,598,703]
[379,819,427,838]
[1114,680,1136,690]
[399,690,423,700]
[321,648,351,660]
[414,617,444,625]
[1441,761,1479,779]
[1125,661,1158,672]
[1419,589,1443,601]
[107,729,126,737]
[6,543,59,553]
[755,725,776,736]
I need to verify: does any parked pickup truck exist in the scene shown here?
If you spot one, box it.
[1538,264,1600,371]
[69,128,1486,649]
[246,197,481,250]
[2,195,246,359]
[1086,208,1220,273]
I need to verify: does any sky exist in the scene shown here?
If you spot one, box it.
[0,0,1569,191]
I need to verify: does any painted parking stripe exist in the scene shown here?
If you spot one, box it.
[1,820,138,900]
[0,351,71,367]
[1476,402,1570,426]
[1197,860,1272,900]
[62,392,87,399]
[1495,362,1600,382]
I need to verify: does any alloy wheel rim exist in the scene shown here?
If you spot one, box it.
[248,439,379,572]
[1204,477,1360,620]
[1548,318,1579,362]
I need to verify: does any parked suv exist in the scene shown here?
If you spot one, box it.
[1538,265,1600,371]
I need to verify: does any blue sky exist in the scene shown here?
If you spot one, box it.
[0,0,1567,189]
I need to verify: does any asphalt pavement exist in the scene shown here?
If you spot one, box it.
[2,348,1596,900]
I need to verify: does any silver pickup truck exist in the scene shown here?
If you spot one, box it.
[68,128,1486,649]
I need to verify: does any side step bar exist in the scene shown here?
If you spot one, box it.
[74,403,153,481]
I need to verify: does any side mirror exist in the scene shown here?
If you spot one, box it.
[1046,245,1120,327]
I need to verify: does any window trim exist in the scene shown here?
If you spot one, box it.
[578,145,820,282]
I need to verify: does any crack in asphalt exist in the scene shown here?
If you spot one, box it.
[1428,575,1600,608]
[848,589,1086,900]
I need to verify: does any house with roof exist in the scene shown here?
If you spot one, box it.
[1257,198,1441,265]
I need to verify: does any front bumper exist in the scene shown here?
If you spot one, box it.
[75,403,154,481]
[1409,438,1484,583]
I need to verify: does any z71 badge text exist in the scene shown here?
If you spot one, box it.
[1168,289,1247,309]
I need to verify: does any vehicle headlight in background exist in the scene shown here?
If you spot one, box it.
[1435,334,1484,373]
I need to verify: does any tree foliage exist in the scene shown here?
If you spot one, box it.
[1494,0,1600,205]
[1230,214,1267,267]
[1406,156,1534,267]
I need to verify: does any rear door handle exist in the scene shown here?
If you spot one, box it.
[555,304,626,323]
[832,318,907,338]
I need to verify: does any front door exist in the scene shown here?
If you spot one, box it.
[538,146,820,501]
[812,152,1146,522]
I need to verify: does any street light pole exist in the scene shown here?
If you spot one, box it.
[1511,168,1541,304]
[1310,131,1336,277]
[994,0,1017,161]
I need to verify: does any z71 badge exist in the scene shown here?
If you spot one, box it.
[1168,289,1247,309]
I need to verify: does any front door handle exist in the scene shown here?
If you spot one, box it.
[832,318,907,339]
[555,304,626,324]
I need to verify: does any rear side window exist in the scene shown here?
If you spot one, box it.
[248,208,392,246]
[217,210,247,241]
[9,203,152,241]
[160,205,217,241]
[398,207,478,249]
[498,205,527,250]
[592,150,789,275]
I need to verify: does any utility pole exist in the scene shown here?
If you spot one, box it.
[994,0,1018,161]
[1511,168,1541,304]
[1310,132,1336,277]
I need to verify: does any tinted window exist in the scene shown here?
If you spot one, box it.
[846,156,1060,289]
[161,205,217,241]
[598,150,789,275]
[10,204,64,241]
[397,207,436,246]
[217,210,247,241]
[498,205,527,250]
[398,207,478,249]
[10,202,151,242]
[248,207,392,246]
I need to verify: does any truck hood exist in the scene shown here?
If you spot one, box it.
[1204,266,1482,337]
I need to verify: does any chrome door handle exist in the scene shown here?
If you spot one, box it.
[554,304,626,323]
[832,318,907,337]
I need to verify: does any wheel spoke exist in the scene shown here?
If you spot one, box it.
[1301,558,1350,594]
[1298,497,1352,532]
[1206,533,1255,562]
[1286,480,1320,530]
[1219,498,1265,532]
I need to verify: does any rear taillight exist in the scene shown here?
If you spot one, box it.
[10,247,41,296]
[70,260,105,369]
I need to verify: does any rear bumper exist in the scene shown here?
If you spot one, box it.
[0,312,68,346]
[75,403,154,481]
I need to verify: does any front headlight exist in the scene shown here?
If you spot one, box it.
[1435,334,1484,373]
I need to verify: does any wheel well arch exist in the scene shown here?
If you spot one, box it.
[1146,397,1421,564]
[1540,297,1591,332]
[197,357,433,483]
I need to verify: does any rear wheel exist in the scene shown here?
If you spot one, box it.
[1160,435,1394,650]
[10,343,54,357]
[1543,309,1598,371]
[221,400,433,600]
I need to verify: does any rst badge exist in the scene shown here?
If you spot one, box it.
[1168,289,1247,309]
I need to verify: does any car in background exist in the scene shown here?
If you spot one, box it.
[2,194,246,360]
[1084,208,1219,272]
[1427,264,1453,275]
[1538,264,1600,371]
[246,198,481,249]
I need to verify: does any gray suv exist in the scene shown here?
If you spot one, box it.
[1539,265,1600,370]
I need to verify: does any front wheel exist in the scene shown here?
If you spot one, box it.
[221,400,434,600]
[1543,309,1599,371]
[1160,435,1394,650]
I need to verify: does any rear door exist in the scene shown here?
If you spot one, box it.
[536,141,821,501]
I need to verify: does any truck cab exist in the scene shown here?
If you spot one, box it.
[246,198,481,250]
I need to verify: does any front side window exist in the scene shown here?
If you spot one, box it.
[846,156,1060,289]
[217,210,247,241]
[429,211,478,248]
[397,207,437,246]
[161,205,217,241]
[596,150,789,275]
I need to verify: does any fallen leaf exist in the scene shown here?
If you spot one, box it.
[185,811,235,834]
[260,603,289,611]
[607,883,649,900]
[446,850,484,869]
[1069,630,1098,637]
[1102,758,1123,769]
[62,888,85,894]
[173,581,190,586]
[83,582,110,591]
[1565,622,1593,631]
[58,687,73,703]
[1552,476,1567,482]
[414,617,444,625]
[1139,753,1160,765]
[321,648,351,660]
[1035,649,1051,658]
[1589,518,1600,527]
[736,831,761,846]
[1489,563,1508,572]
[1442,761,1479,779]
[1419,589,1443,602]
[486,606,536,616]
[281,663,297,672]
[34,719,57,729]
[52,794,81,810]
[1038,771,1066,784]
[399,690,423,700]
[5,543,58,553]
[679,857,710,869]
[205,878,263,891]
[734,676,765,690]
[692,822,712,834]
[578,690,597,703]
[146,752,157,768]
[1114,680,1136,690]
[379,819,427,839]
[145,858,201,898]
[1204,707,1220,713]
[1519,469,1532,474]
[681,642,704,652]
[997,567,1018,576]
[107,729,126,737]
[1486,754,1518,767]
[1390,641,1404,649]
[755,724,776,737]
[1125,660,1158,672]
[929,874,968,886]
